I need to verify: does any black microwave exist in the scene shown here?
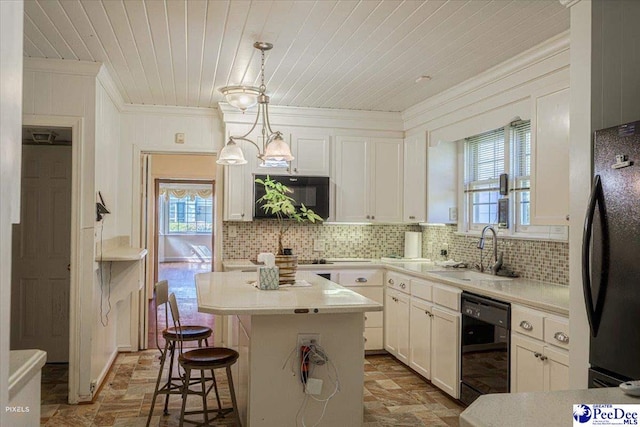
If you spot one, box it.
[254,175,330,220]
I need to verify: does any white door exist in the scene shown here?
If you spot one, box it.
[370,139,403,223]
[409,297,432,379]
[396,291,410,364]
[431,306,461,398]
[543,346,570,392]
[335,136,370,222]
[403,135,426,222]
[291,132,330,176]
[384,289,398,355]
[510,334,544,393]
[11,144,72,362]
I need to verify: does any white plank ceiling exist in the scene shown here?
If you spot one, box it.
[23,0,569,112]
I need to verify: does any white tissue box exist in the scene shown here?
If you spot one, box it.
[258,266,279,290]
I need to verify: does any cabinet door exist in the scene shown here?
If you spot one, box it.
[223,139,253,221]
[384,288,398,355]
[403,135,426,223]
[511,334,544,393]
[531,88,570,225]
[409,297,432,379]
[371,138,403,223]
[431,306,460,398]
[426,140,457,224]
[335,136,370,222]
[396,291,410,364]
[544,345,569,392]
[291,132,330,176]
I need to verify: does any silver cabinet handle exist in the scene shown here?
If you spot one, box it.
[364,315,368,321]
[425,310,433,318]
[519,320,533,331]
[554,332,570,344]
[364,337,367,342]
[366,215,371,219]
[409,216,415,220]
[294,167,298,173]
[566,214,570,221]
[356,277,368,283]
[371,215,375,220]
[539,355,548,361]
[534,352,542,358]
[388,279,394,285]
[400,283,406,289]
[241,213,245,217]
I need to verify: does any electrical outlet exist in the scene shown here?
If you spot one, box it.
[228,225,237,238]
[313,239,326,252]
[297,333,320,349]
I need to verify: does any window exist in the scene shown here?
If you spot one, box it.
[512,121,532,228]
[465,128,505,229]
[159,183,213,234]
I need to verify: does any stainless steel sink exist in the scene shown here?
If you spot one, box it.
[429,270,513,282]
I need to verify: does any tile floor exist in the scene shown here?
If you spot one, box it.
[41,352,463,426]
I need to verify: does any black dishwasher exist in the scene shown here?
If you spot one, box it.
[460,292,510,406]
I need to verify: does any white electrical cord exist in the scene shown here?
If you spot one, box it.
[296,343,340,427]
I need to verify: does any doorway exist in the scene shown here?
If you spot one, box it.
[142,154,218,349]
[11,126,72,404]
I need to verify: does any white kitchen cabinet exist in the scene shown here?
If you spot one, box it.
[530,87,570,226]
[335,136,403,223]
[511,305,570,393]
[409,297,432,379]
[337,269,384,351]
[384,287,410,364]
[289,131,331,176]
[426,140,457,224]
[431,305,461,398]
[223,138,255,221]
[403,134,427,223]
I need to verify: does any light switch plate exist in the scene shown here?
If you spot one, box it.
[313,239,326,252]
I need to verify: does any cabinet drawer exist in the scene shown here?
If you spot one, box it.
[364,327,383,350]
[411,278,433,302]
[339,270,383,287]
[544,316,570,350]
[512,305,544,340]
[432,284,460,311]
[386,272,411,294]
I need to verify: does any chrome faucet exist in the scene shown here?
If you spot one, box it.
[477,225,503,275]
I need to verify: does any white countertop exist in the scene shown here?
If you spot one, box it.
[195,271,383,315]
[9,349,47,399]
[96,247,148,261]
[460,387,640,427]
[222,259,569,316]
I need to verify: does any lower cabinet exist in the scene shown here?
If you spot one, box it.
[385,288,410,364]
[511,334,569,393]
[431,306,461,398]
[409,297,432,379]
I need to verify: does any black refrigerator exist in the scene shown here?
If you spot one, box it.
[584,120,640,388]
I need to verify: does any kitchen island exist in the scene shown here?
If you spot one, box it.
[195,271,382,427]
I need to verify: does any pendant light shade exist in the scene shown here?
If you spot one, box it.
[220,85,260,111]
[217,41,294,166]
[216,139,248,165]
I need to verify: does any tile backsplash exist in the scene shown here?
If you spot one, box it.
[421,225,569,285]
[223,221,420,260]
[222,222,569,285]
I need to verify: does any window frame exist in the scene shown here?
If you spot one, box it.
[158,183,214,236]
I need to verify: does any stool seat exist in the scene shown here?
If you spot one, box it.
[163,325,212,341]
[179,347,239,367]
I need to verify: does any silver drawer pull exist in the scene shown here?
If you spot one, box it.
[539,355,548,361]
[400,283,406,289]
[388,279,394,285]
[364,315,368,321]
[356,277,368,283]
[534,352,542,358]
[554,332,570,344]
[519,320,533,331]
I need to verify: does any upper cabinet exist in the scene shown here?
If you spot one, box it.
[427,140,457,224]
[223,138,255,221]
[289,131,330,176]
[335,136,403,223]
[530,88,570,226]
[403,135,426,223]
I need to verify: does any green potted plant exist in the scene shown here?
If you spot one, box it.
[255,176,324,283]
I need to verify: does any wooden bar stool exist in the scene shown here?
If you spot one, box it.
[168,293,242,427]
[146,280,213,427]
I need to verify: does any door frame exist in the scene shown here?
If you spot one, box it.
[21,115,83,404]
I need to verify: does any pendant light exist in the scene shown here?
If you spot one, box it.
[217,42,294,166]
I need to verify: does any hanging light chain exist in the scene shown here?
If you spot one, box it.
[259,47,266,93]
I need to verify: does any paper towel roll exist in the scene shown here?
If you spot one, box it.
[404,232,422,259]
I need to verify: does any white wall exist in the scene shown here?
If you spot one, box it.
[159,234,212,262]
[0,0,23,420]
[568,0,640,388]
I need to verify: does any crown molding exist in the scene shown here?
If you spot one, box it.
[402,31,570,128]
[23,57,101,76]
[218,103,404,132]
[120,103,217,117]
[97,66,125,111]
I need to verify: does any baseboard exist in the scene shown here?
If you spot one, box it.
[91,348,118,401]
[160,257,212,262]
[117,345,132,352]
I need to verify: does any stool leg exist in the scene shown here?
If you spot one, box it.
[211,369,222,414]
[200,369,209,425]
[226,366,242,426]
[163,340,176,415]
[179,367,191,427]
[146,339,170,427]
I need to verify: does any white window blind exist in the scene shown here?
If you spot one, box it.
[466,128,505,183]
[512,120,531,178]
